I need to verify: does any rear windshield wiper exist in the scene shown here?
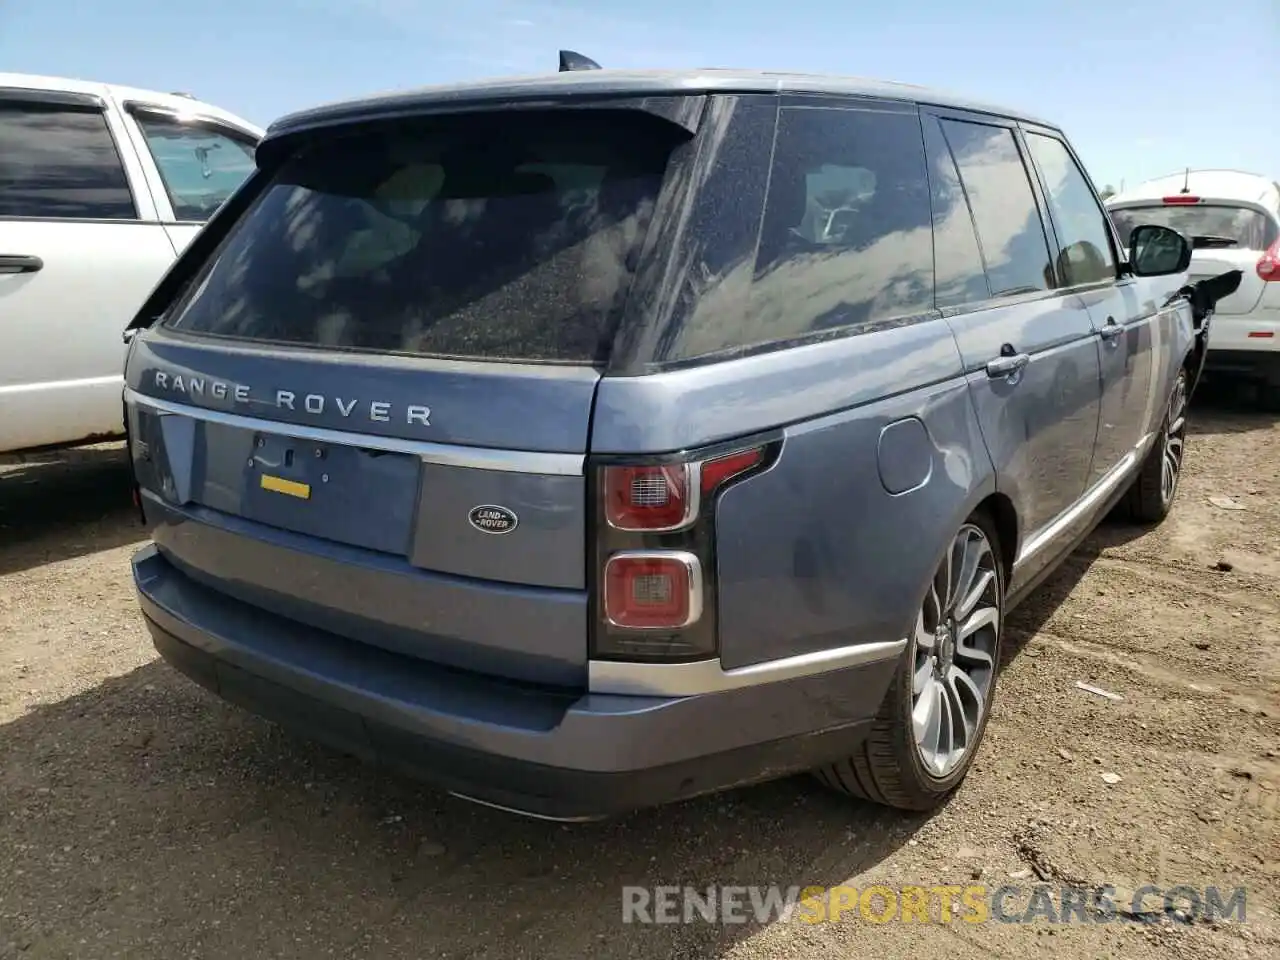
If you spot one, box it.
[1192,235,1239,249]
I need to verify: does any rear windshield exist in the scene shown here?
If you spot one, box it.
[1108,203,1278,251]
[165,110,681,363]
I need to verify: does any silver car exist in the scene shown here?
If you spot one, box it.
[121,59,1230,820]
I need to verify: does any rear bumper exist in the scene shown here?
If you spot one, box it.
[133,545,897,820]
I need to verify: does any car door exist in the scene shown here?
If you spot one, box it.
[1021,127,1158,485]
[922,112,1103,591]
[0,86,178,453]
[119,103,259,255]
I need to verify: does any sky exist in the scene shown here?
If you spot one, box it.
[1,0,1276,194]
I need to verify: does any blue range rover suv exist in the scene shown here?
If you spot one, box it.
[121,63,1214,820]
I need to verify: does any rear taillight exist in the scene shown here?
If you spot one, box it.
[1162,195,1200,205]
[591,440,776,661]
[603,551,701,629]
[1258,240,1280,282]
[602,448,767,533]
[604,464,695,531]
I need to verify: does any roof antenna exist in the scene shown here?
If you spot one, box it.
[1180,166,1191,194]
[559,49,601,72]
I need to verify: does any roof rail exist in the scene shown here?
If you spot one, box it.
[169,91,196,99]
[558,50,601,72]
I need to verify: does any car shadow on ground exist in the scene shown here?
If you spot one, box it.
[0,443,144,576]
[1187,378,1277,436]
[0,656,935,957]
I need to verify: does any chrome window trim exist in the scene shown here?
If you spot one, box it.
[588,638,907,697]
[124,388,583,476]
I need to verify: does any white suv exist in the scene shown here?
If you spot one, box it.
[0,73,263,454]
[1107,170,1280,405]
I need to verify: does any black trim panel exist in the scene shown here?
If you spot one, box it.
[0,86,106,111]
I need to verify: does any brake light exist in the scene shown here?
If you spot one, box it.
[1162,195,1200,205]
[1258,240,1280,282]
[602,446,767,532]
[604,464,695,531]
[592,440,776,661]
[603,552,701,629]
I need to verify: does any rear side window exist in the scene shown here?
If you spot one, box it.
[1024,132,1116,286]
[940,120,1054,297]
[922,116,990,308]
[742,105,934,348]
[166,110,681,363]
[1109,203,1278,252]
[133,112,257,222]
[0,102,136,219]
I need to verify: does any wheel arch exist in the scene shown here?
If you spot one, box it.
[972,491,1019,587]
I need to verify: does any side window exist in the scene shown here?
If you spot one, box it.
[745,105,934,346]
[133,113,257,222]
[940,119,1054,297]
[0,102,136,219]
[922,117,990,308]
[1024,132,1116,286]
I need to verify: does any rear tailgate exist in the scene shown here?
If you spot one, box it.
[125,103,694,687]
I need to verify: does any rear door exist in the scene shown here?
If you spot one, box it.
[923,112,1103,588]
[124,105,689,686]
[1020,127,1158,484]
[0,86,175,452]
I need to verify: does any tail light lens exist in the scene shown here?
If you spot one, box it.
[603,448,767,532]
[604,464,695,531]
[1162,195,1200,205]
[603,552,701,629]
[1258,240,1280,282]
[592,440,776,662]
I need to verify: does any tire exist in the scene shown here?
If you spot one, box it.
[815,510,1005,811]
[1126,368,1188,525]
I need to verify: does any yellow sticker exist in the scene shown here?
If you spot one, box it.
[260,474,311,499]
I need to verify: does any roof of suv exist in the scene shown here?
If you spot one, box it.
[1107,169,1280,211]
[265,67,1056,140]
[0,71,265,138]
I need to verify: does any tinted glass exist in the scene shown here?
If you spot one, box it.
[736,105,933,350]
[1025,132,1116,286]
[1109,204,1278,252]
[167,110,679,363]
[135,114,257,221]
[923,117,989,308]
[0,104,136,219]
[941,120,1053,297]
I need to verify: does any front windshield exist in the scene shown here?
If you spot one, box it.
[1108,203,1276,250]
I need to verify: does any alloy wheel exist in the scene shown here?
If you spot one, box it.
[1161,374,1187,506]
[911,524,1001,778]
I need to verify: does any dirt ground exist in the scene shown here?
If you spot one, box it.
[1,387,1277,960]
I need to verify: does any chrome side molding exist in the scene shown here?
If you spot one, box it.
[588,639,908,697]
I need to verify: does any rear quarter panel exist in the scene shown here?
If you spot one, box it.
[592,318,998,670]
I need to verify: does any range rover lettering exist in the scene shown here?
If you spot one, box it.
[122,57,1234,820]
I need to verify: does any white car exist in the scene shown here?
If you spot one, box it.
[0,73,263,454]
[1107,170,1280,406]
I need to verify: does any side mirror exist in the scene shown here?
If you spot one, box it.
[1129,224,1192,277]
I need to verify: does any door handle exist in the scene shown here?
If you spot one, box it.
[1099,317,1124,342]
[0,254,43,275]
[985,352,1031,378]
